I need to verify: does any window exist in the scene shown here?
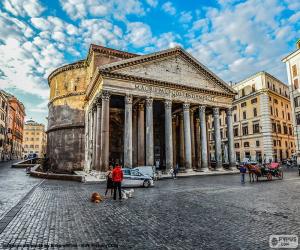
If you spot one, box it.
[234,114,237,122]
[253,108,257,117]
[234,143,240,148]
[234,127,239,136]
[244,142,250,147]
[220,129,223,139]
[285,141,288,147]
[294,79,299,90]
[273,140,276,146]
[272,122,276,133]
[274,99,278,104]
[256,141,260,147]
[277,124,281,134]
[253,123,260,133]
[36,138,39,141]
[275,108,278,117]
[283,124,288,134]
[282,111,284,119]
[242,125,248,135]
[267,82,270,88]
[243,111,247,120]
[232,105,237,111]
[30,145,34,148]
[241,102,247,107]
[270,106,273,115]
[291,142,293,147]
[292,65,298,77]
[35,145,39,148]
[252,84,256,92]
[269,96,272,101]
[288,113,291,121]
[251,98,257,104]
[289,127,292,135]
[273,84,275,91]
[241,88,245,97]
[294,96,300,107]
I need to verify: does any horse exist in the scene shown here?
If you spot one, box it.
[245,164,261,182]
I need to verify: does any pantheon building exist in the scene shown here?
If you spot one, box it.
[47,44,236,173]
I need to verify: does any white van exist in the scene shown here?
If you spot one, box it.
[133,166,155,178]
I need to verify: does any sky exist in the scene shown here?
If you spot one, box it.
[0,0,299,125]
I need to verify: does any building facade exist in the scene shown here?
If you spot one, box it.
[208,72,295,163]
[2,92,25,160]
[282,40,300,154]
[48,45,236,173]
[0,91,8,161]
[23,120,47,158]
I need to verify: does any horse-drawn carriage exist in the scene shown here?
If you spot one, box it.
[242,162,283,182]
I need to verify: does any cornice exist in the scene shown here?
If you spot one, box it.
[48,60,86,84]
[48,91,86,106]
[100,71,235,98]
[47,123,84,133]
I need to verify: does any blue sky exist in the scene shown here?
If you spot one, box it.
[0,0,299,125]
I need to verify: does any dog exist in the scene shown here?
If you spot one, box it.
[90,192,103,203]
[122,189,134,199]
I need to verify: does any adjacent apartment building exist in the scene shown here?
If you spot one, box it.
[208,71,295,163]
[1,91,26,160]
[0,91,8,160]
[282,40,300,154]
[23,120,46,158]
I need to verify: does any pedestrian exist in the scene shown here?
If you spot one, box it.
[173,163,179,179]
[112,164,123,200]
[297,154,300,176]
[239,163,247,184]
[105,165,113,197]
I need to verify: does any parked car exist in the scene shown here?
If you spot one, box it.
[133,166,155,178]
[122,168,154,188]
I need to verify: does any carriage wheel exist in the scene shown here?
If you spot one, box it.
[267,173,272,181]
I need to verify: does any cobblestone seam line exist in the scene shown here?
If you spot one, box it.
[0,179,44,235]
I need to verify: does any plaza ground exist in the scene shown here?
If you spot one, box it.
[0,161,300,249]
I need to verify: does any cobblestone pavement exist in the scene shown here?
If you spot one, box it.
[0,161,41,221]
[0,167,300,249]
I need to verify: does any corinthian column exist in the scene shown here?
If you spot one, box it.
[100,91,110,172]
[226,108,235,169]
[195,118,201,170]
[172,116,177,168]
[124,95,133,168]
[145,98,154,166]
[190,110,195,169]
[165,100,173,171]
[95,100,102,171]
[132,108,138,167]
[179,113,185,171]
[199,106,208,171]
[92,106,97,169]
[137,103,145,166]
[213,107,222,169]
[183,103,192,170]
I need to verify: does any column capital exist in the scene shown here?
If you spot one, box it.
[125,95,133,104]
[183,103,190,111]
[138,102,144,110]
[226,107,233,116]
[195,118,200,124]
[145,97,153,107]
[213,107,220,116]
[96,98,102,107]
[199,106,206,113]
[101,90,110,101]
[164,99,172,109]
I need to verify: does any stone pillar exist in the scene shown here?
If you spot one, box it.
[137,103,145,166]
[199,106,208,171]
[190,110,195,169]
[183,103,192,170]
[95,100,102,171]
[132,108,138,167]
[92,106,97,169]
[165,100,173,171]
[124,95,133,168]
[100,91,110,172]
[213,107,222,169]
[172,116,177,168]
[179,113,185,171]
[145,98,154,166]
[195,118,201,170]
[226,108,235,169]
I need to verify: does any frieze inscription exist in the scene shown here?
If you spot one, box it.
[134,84,215,102]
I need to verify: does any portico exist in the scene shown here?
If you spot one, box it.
[84,47,236,172]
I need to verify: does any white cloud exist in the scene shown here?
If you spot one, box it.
[179,11,192,23]
[146,0,158,7]
[3,0,44,17]
[126,22,153,48]
[162,1,176,15]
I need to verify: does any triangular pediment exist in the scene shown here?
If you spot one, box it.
[99,47,236,95]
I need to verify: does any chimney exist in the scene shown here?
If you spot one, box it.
[297,39,300,50]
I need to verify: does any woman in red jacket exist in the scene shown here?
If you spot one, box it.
[112,165,123,200]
